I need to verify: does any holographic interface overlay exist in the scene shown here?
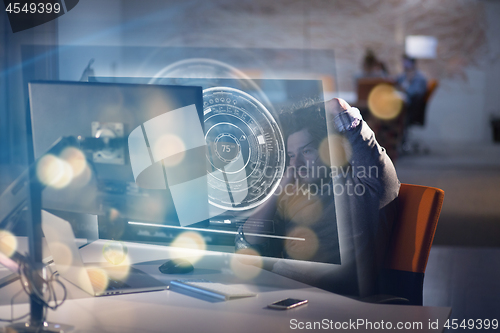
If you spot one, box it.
[128,104,209,227]
[204,87,285,212]
[128,87,285,226]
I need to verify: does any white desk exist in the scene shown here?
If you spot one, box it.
[0,240,451,333]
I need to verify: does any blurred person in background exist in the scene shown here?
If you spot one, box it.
[396,54,428,126]
[357,49,389,80]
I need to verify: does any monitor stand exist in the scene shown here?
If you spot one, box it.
[1,139,78,332]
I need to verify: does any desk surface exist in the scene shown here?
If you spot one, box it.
[0,239,451,333]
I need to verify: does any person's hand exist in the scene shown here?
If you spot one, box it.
[325,98,351,118]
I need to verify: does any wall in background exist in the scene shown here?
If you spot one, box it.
[414,0,500,144]
[482,1,500,126]
[57,0,123,80]
[3,0,498,164]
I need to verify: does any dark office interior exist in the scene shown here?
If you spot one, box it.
[1,0,500,331]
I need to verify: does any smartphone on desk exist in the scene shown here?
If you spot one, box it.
[268,298,308,310]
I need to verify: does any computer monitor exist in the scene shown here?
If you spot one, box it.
[28,81,208,232]
[29,79,345,268]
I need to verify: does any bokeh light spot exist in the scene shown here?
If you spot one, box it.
[368,84,404,120]
[37,154,74,189]
[153,134,186,166]
[49,242,73,274]
[0,230,17,257]
[320,134,352,168]
[102,241,129,266]
[69,164,93,188]
[85,267,109,294]
[106,258,131,281]
[285,227,319,261]
[170,231,206,263]
[60,147,87,177]
[108,208,121,222]
[230,248,262,280]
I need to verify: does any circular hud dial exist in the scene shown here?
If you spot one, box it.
[203,87,285,211]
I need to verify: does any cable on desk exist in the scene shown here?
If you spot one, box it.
[19,258,67,311]
[0,254,67,324]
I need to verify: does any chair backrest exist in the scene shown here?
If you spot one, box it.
[424,79,439,104]
[380,183,444,305]
[356,77,394,103]
[387,183,444,272]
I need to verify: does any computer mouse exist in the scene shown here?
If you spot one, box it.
[158,258,194,274]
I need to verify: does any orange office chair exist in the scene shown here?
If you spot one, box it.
[376,183,445,305]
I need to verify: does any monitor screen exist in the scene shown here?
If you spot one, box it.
[29,79,342,266]
[29,81,208,229]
